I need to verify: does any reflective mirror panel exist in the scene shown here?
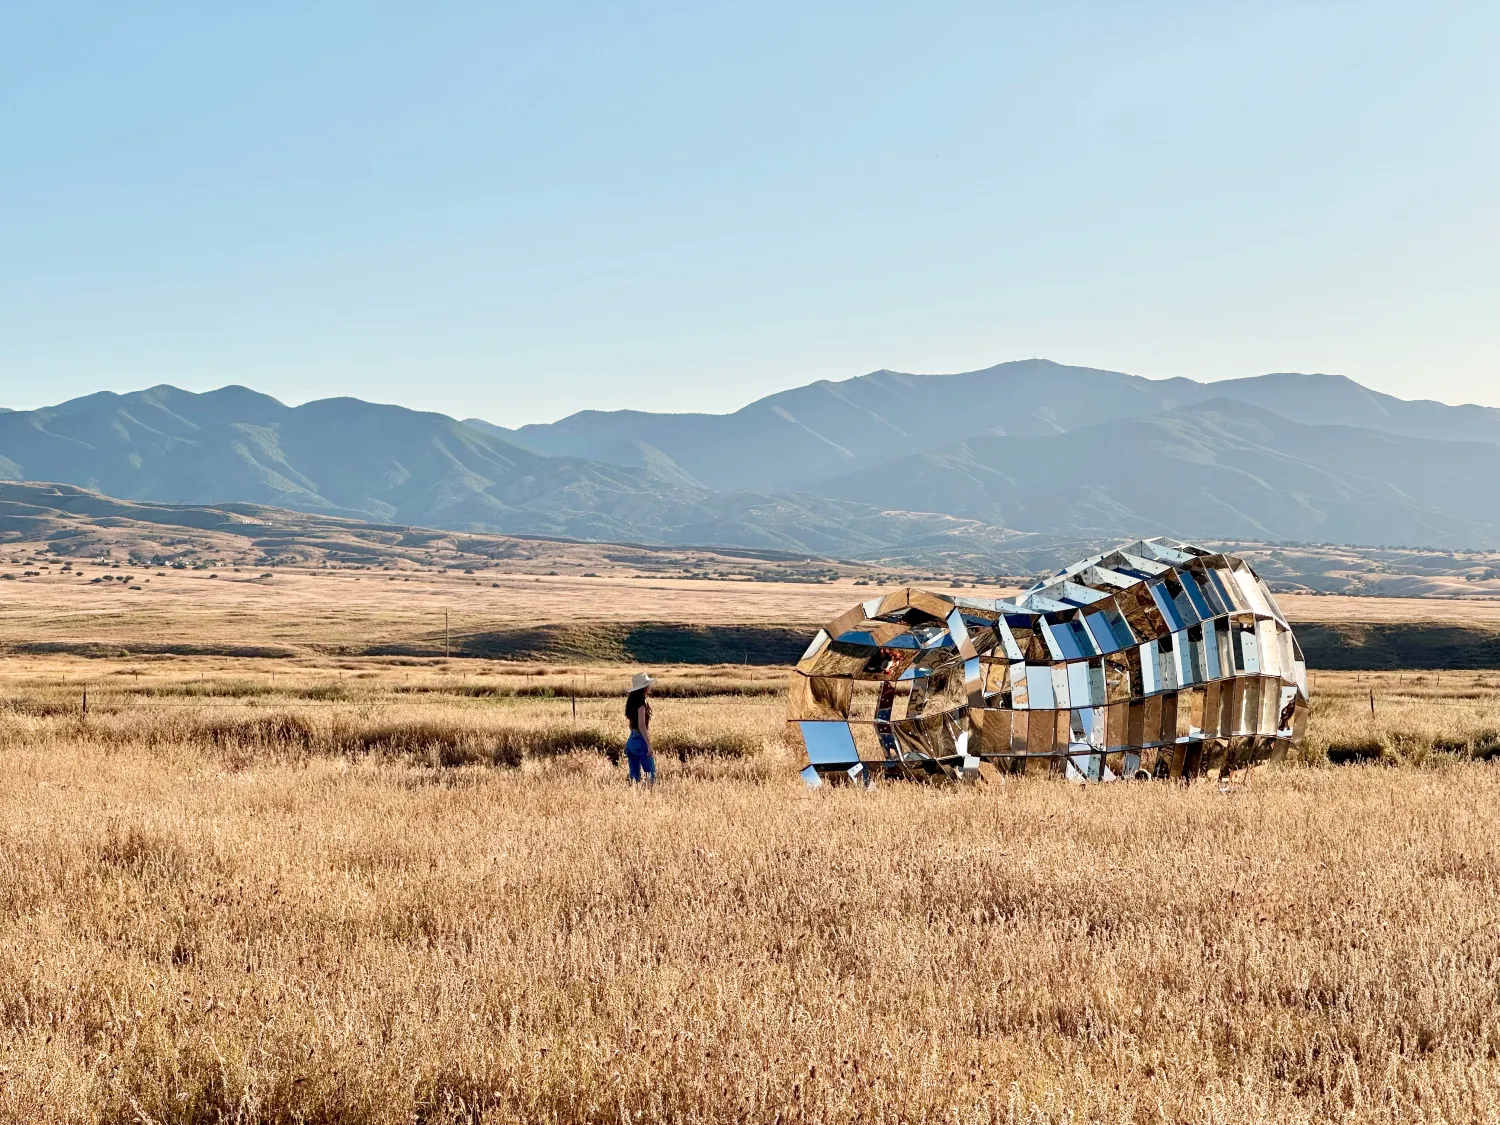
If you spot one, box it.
[787,674,854,722]
[800,721,859,766]
[791,539,1309,784]
[848,722,889,764]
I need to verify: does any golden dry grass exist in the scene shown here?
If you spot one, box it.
[1,653,1499,1122]
[1300,669,1500,762]
[1276,594,1500,625]
[0,568,915,652]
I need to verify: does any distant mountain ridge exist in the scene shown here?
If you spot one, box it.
[0,383,1006,556]
[806,398,1500,546]
[479,359,1500,493]
[6,360,1500,554]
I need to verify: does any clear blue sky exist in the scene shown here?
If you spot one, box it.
[2,2,1496,425]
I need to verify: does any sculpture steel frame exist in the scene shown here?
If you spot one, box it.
[790,538,1309,785]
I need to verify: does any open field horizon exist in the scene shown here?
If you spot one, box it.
[7,558,1500,665]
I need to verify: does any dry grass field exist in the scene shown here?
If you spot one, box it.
[3,577,1500,1122]
[0,564,913,653]
[3,556,1496,656]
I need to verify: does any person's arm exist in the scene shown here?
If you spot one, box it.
[640,701,651,750]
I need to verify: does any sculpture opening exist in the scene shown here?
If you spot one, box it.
[789,538,1309,785]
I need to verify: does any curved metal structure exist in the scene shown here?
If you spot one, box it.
[790,538,1308,785]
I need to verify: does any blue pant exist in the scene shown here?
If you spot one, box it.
[625,731,655,784]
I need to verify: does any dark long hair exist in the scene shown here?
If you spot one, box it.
[625,687,647,730]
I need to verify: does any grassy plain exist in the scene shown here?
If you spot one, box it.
[3,575,1500,1122]
[4,560,1497,655]
[0,566,899,653]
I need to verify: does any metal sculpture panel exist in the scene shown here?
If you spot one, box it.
[790,538,1309,785]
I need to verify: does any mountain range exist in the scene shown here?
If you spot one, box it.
[4,359,1500,557]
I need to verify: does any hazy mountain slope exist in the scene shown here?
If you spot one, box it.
[1203,372,1500,445]
[10,365,1500,557]
[467,419,710,490]
[0,386,675,525]
[502,359,1206,490]
[802,400,1500,548]
[499,361,1500,492]
[0,385,1005,554]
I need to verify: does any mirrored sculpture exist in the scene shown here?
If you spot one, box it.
[790,538,1309,785]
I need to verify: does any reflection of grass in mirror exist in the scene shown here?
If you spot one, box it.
[5,658,1500,1121]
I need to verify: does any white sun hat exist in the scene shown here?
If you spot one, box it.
[630,672,655,691]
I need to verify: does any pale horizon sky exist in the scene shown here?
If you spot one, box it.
[2,2,1496,426]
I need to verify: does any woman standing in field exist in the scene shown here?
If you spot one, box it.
[624,672,655,785]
